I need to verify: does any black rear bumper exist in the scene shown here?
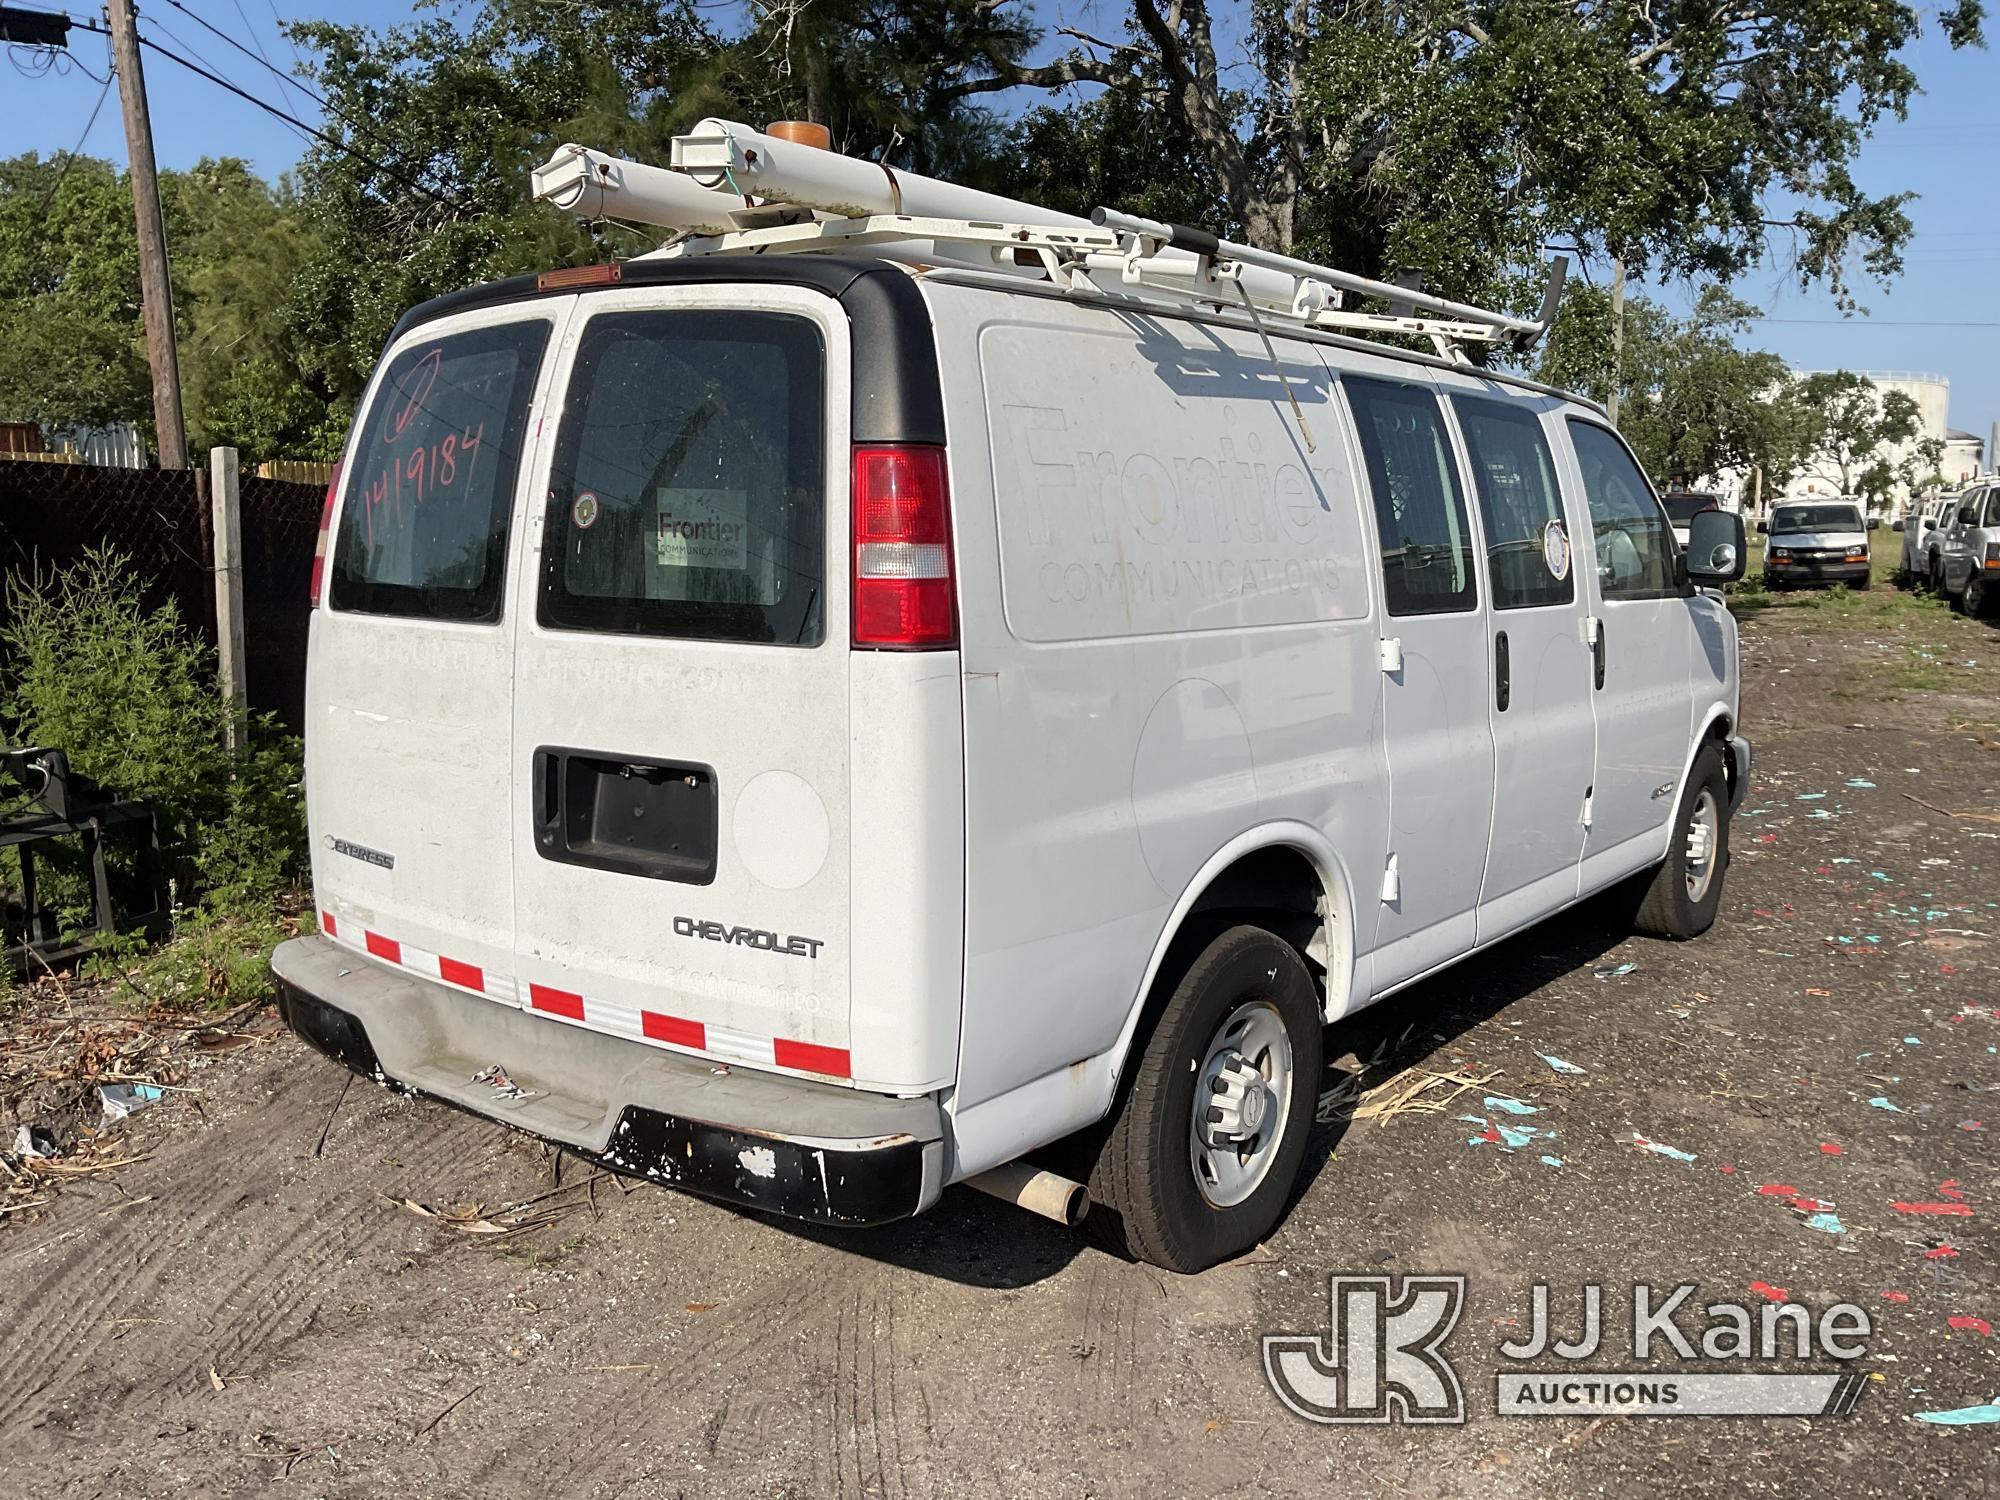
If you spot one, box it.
[272,937,944,1229]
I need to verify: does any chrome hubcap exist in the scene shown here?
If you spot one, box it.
[1685,789,1720,902]
[1190,1001,1293,1208]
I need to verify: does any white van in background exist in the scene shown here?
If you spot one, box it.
[1759,499,1876,589]
[271,151,1750,1272]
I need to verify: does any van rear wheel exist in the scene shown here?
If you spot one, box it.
[1086,925,1322,1273]
[1634,741,1731,940]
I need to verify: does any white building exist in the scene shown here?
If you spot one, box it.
[1942,428,1986,487]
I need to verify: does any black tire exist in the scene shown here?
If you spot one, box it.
[1635,741,1732,940]
[1086,924,1322,1273]
[1966,572,1992,618]
[1930,556,1949,596]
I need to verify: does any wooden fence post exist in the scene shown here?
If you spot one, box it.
[210,446,247,755]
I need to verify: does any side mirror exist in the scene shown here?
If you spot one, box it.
[1755,519,1768,534]
[1687,509,1747,585]
[1960,507,1978,525]
[1923,516,1937,530]
[1892,518,1905,532]
[1867,516,1881,531]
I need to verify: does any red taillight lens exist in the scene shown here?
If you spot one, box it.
[309,460,343,608]
[851,445,955,648]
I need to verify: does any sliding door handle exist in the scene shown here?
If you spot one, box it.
[1495,630,1511,712]
[1593,620,1607,690]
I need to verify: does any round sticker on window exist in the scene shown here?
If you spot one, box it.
[572,491,600,530]
[1542,518,1571,582]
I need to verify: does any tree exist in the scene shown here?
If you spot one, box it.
[0,153,150,435]
[0,152,321,459]
[1783,371,1933,509]
[964,1,1986,312]
[1537,286,1800,491]
[283,0,1055,438]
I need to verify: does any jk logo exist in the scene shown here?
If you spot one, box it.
[1263,1274,1467,1425]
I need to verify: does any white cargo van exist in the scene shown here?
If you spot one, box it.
[272,131,1750,1271]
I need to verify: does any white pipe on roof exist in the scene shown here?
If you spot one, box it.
[669,118,1095,230]
[530,143,752,235]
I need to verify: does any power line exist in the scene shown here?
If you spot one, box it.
[157,0,407,167]
[35,64,115,215]
[141,4,313,150]
[59,9,472,214]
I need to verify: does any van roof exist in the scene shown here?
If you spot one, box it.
[390,253,1602,420]
[391,255,947,445]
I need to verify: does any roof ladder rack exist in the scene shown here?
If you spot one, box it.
[529,129,1567,359]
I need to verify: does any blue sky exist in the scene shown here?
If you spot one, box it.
[5,2,1996,436]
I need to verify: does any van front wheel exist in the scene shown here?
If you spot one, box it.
[1086,925,1322,1273]
[1634,741,1731,940]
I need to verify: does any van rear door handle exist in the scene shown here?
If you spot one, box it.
[1593,621,1606,690]
[1495,630,1510,712]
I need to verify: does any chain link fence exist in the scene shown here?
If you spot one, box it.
[0,460,323,728]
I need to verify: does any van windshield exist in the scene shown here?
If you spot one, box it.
[328,320,550,621]
[540,309,827,645]
[1772,504,1862,534]
[1661,494,1716,524]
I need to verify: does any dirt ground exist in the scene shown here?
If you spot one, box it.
[3,573,1998,1499]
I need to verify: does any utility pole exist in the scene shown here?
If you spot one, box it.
[1607,255,1626,427]
[105,0,188,469]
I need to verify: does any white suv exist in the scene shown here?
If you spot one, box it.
[1938,482,2000,615]
[1899,494,1960,586]
[271,172,1750,1271]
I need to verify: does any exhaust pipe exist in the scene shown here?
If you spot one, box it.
[964,1162,1089,1226]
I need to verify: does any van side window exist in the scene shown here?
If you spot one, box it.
[541,310,826,646]
[1985,490,2000,526]
[328,320,550,622]
[1453,398,1572,609]
[1346,378,1477,616]
[1566,420,1677,600]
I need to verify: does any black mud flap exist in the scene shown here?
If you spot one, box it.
[598,1109,927,1228]
[277,983,391,1083]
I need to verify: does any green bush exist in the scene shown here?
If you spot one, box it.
[1,547,306,920]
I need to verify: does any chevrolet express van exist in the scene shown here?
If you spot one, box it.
[272,198,1751,1272]
[1759,500,1875,589]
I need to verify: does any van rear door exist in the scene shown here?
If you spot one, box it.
[508,285,856,1084]
[310,304,568,996]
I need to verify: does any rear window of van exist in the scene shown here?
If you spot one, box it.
[328,320,550,621]
[539,310,826,646]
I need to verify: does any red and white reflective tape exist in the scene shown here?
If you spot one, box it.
[317,911,851,1081]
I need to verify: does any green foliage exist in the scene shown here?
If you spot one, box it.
[1004,0,1984,310]
[86,905,290,1013]
[1539,285,1799,486]
[0,151,329,460]
[0,548,306,914]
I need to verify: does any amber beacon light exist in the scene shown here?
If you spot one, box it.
[766,120,832,150]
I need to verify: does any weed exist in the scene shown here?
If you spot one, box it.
[86,904,293,1012]
[1,548,306,922]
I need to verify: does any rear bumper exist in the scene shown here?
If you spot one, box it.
[271,935,946,1227]
[1763,559,1868,585]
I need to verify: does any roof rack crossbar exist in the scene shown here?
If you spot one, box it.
[528,139,1567,356]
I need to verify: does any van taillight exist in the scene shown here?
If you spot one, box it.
[851,445,955,649]
[309,461,343,608]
